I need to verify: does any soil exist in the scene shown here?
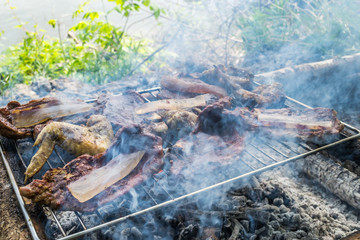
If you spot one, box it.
[0,158,31,240]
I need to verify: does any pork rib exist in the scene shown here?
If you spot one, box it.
[194,97,343,140]
[201,105,344,140]
[19,125,163,211]
[251,107,344,140]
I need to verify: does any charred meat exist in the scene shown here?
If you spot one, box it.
[169,96,245,176]
[160,65,285,109]
[158,110,198,143]
[0,100,36,139]
[19,125,163,211]
[234,82,286,108]
[0,97,93,139]
[25,115,114,182]
[102,91,147,131]
[198,64,253,92]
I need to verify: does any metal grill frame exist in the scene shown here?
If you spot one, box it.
[1,87,360,240]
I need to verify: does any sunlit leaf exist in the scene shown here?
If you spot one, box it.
[142,0,150,7]
[48,19,57,28]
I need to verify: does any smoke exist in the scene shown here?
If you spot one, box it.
[155,0,360,121]
[10,0,360,239]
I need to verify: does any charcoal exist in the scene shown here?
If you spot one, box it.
[228,219,242,240]
[279,205,289,213]
[334,230,346,239]
[255,226,266,235]
[269,220,280,230]
[130,227,142,239]
[245,208,270,225]
[273,197,284,206]
[97,204,119,221]
[178,224,199,240]
[240,220,250,232]
[295,230,307,238]
[290,214,301,225]
[81,213,101,227]
[232,195,247,207]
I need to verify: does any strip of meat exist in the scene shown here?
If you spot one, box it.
[135,94,216,115]
[24,115,114,182]
[161,75,227,98]
[157,88,198,100]
[19,125,163,211]
[68,151,145,203]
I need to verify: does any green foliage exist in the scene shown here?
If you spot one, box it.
[235,0,360,58]
[0,0,163,94]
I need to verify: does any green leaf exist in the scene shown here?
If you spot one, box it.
[142,0,150,7]
[48,19,57,28]
[83,12,100,21]
[153,9,160,19]
[114,0,125,6]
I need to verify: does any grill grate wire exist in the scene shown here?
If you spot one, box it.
[1,87,360,240]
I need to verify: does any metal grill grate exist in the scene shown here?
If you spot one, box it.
[1,87,360,240]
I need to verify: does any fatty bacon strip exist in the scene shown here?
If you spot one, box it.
[0,97,93,139]
[19,125,163,212]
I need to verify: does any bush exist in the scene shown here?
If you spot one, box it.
[0,0,164,94]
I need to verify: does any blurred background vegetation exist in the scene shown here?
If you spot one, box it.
[1,0,360,94]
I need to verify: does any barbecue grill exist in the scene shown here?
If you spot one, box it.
[1,87,360,240]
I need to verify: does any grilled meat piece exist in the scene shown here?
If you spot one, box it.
[158,110,198,143]
[160,65,284,109]
[161,75,227,98]
[0,97,93,139]
[234,82,286,108]
[0,101,33,139]
[158,88,198,100]
[103,91,147,130]
[193,96,238,137]
[170,96,245,176]
[250,107,344,140]
[135,94,217,115]
[25,115,114,182]
[198,64,253,91]
[19,125,163,211]
[199,103,344,141]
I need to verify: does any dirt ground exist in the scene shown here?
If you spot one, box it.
[0,158,31,240]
